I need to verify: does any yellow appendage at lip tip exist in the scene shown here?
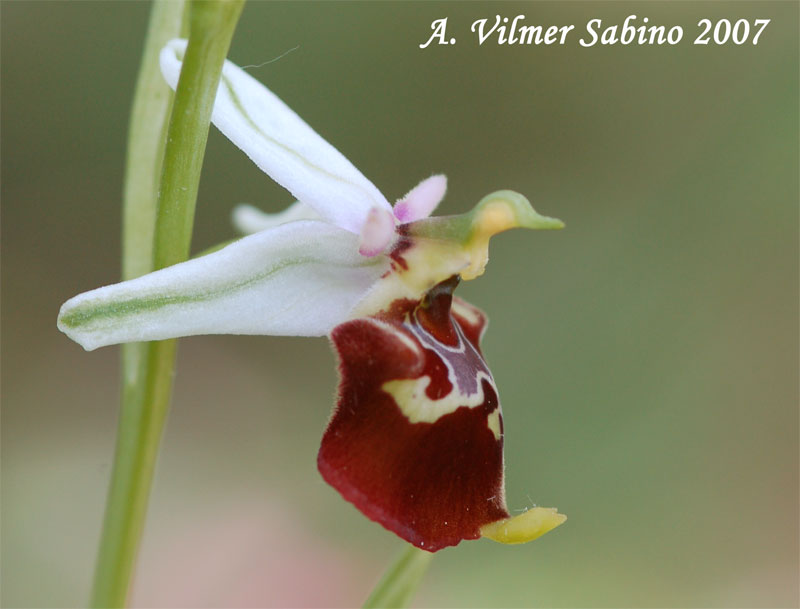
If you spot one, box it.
[480,507,567,545]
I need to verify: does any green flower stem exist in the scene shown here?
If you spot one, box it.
[154,0,244,268]
[119,0,187,424]
[92,2,185,605]
[363,545,434,609]
[121,1,187,283]
[90,2,244,607]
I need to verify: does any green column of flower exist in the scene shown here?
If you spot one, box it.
[91,2,244,607]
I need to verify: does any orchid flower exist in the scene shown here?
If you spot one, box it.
[58,39,566,552]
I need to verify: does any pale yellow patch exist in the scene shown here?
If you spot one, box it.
[351,238,471,318]
[480,507,566,545]
[382,374,488,424]
[475,200,517,236]
[486,409,502,440]
[459,245,490,281]
[460,199,520,280]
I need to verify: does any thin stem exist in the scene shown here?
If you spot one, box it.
[119,0,187,460]
[92,2,185,604]
[90,2,244,607]
[121,1,187,283]
[153,0,244,268]
[362,545,434,609]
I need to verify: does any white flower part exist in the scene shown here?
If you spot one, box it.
[160,39,392,237]
[232,200,320,235]
[57,45,461,353]
[57,221,390,351]
[393,175,447,223]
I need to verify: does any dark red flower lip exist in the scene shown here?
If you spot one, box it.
[318,277,510,551]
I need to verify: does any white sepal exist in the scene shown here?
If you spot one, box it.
[232,200,320,235]
[58,221,390,351]
[160,39,391,235]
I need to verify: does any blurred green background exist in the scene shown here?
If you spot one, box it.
[2,2,797,607]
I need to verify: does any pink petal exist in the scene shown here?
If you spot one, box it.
[393,175,447,223]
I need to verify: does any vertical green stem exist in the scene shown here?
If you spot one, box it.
[362,544,434,609]
[119,0,187,458]
[121,1,186,283]
[93,3,185,604]
[91,2,244,607]
[153,0,244,268]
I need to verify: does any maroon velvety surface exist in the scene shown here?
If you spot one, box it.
[318,277,509,551]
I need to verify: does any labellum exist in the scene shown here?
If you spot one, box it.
[320,276,506,551]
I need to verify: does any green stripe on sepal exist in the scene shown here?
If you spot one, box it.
[57,221,390,351]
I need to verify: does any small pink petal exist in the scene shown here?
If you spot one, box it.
[393,175,447,223]
[358,207,395,257]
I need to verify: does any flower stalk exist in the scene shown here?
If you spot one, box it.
[363,544,434,609]
[90,2,244,607]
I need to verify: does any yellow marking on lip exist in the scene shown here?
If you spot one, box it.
[382,375,488,424]
[486,409,502,440]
